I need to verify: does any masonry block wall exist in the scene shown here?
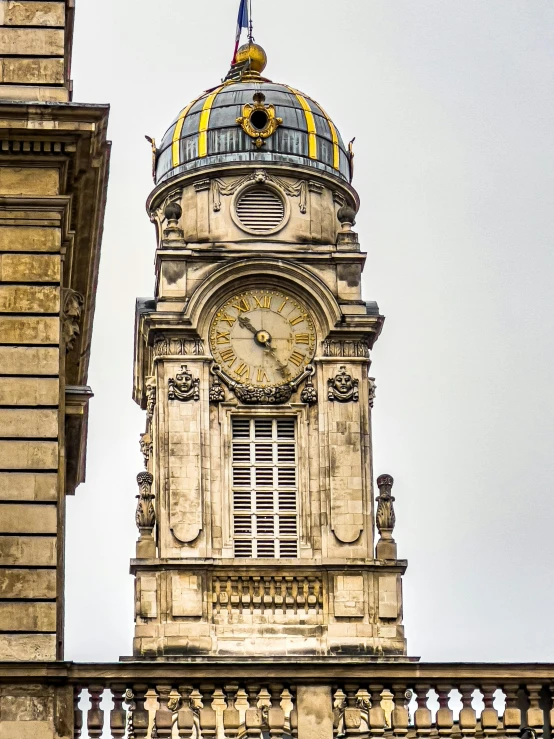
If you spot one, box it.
[0,0,109,661]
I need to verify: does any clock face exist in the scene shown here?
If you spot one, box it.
[209,289,316,387]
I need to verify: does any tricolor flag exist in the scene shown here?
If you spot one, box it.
[232,0,250,65]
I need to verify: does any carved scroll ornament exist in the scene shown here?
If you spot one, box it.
[135,472,155,532]
[211,168,308,214]
[236,92,283,148]
[328,366,359,403]
[168,365,200,402]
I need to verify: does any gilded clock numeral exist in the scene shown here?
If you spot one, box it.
[220,348,236,367]
[257,368,269,383]
[289,351,305,367]
[219,312,236,327]
[235,362,250,379]
[216,330,230,344]
[253,294,272,309]
[231,297,250,313]
[295,333,311,345]
[277,298,289,313]
[289,314,307,327]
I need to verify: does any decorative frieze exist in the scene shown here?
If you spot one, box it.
[328,366,359,403]
[323,338,370,358]
[154,337,205,357]
[168,365,200,402]
[211,168,308,213]
[212,575,323,615]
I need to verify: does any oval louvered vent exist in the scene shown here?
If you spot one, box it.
[235,186,285,234]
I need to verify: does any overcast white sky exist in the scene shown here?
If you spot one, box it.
[65,0,554,663]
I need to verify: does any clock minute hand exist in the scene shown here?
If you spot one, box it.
[264,341,290,377]
[237,315,257,334]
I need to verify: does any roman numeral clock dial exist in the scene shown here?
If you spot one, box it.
[209,290,316,388]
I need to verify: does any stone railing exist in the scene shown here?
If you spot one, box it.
[1,661,553,738]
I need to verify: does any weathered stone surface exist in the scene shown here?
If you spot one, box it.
[0,503,57,534]
[0,378,58,406]
[139,575,157,619]
[0,602,55,631]
[0,1,65,27]
[0,569,56,598]
[0,317,59,344]
[0,285,59,313]
[0,167,59,196]
[0,535,56,566]
[0,473,57,501]
[0,84,68,102]
[378,575,399,619]
[0,226,60,252]
[0,57,64,84]
[0,254,60,282]
[0,409,58,438]
[172,574,203,617]
[297,685,334,739]
[0,28,64,56]
[0,720,56,738]
[333,575,365,617]
[0,347,59,375]
[0,634,55,661]
[0,440,58,469]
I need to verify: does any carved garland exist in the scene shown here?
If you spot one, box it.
[211,168,308,214]
[210,363,316,406]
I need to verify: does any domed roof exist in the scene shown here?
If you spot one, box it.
[154,45,351,185]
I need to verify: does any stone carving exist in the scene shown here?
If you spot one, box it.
[323,338,370,358]
[212,363,315,406]
[209,373,226,403]
[135,471,156,559]
[369,376,377,408]
[375,473,397,561]
[211,168,308,213]
[168,365,200,402]
[62,289,84,353]
[236,91,283,148]
[163,199,184,241]
[145,377,156,420]
[328,366,359,403]
[154,337,205,357]
[139,432,153,468]
[300,372,318,406]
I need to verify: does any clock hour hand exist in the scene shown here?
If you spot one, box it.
[237,315,257,335]
[238,314,273,348]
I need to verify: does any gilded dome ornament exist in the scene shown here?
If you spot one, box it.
[236,92,283,148]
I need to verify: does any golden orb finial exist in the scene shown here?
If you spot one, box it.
[235,42,267,74]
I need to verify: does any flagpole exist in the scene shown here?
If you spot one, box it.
[248,0,253,42]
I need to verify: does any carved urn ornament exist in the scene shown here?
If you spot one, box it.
[236,92,283,148]
[168,365,200,402]
[328,365,359,403]
[375,473,397,561]
[135,471,156,559]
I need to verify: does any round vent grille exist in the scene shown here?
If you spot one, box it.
[235,186,285,234]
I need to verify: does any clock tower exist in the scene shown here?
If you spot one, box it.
[132,43,408,658]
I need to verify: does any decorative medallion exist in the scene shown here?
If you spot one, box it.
[236,92,283,148]
[327,365,359,403]
[168,365,200,402]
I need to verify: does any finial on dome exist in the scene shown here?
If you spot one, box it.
[235,42,267,74]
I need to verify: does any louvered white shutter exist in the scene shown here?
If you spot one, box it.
[235,186,285,234]
[232,417,298,558]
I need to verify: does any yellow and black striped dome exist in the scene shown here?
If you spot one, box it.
[155,78,351,185]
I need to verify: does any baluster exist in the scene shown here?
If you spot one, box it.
[368,685,386,737]
[414,685,432,739]
[502,685,521,737]
[87,685,105,738]
[109,684,126,738]
[481,685,499,738]
[74,686,83,739]
[526,684,544,737]
[343,684,362,737]
[289,685,298,739]
[199,684,217,739]
[435,685,453,738]
[132,684,150,739]
[459,685,477,738]
[391,685,409,738]
[268,684,285,738]
[223,684,241,739]
[246,684,263,739]
[177,685,196,739]
[155,685,174,737]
